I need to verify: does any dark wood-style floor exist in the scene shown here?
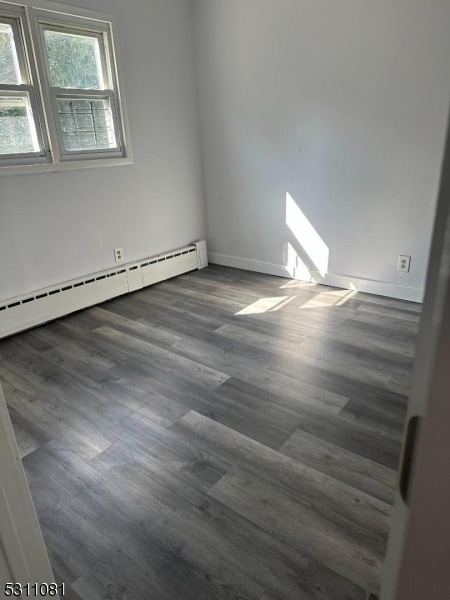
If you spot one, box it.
[0,265,420,600]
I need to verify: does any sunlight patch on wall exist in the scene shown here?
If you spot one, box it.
[284,242,313,281]
[236,296,296,315]
[286,193,329,276]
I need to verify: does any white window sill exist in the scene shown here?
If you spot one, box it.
[0,154,133,176]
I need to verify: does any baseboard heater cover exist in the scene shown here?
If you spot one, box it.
[0,240,208,339]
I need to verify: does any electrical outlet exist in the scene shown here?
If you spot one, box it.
[398,255,411,273]
[114,247,124,263]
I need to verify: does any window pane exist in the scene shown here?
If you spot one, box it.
[0,22,21,84]
[0,95,40,154]
[44,30,104,89]
[57,97,117,151]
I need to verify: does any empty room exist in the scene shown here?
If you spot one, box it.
[1,1,450,599]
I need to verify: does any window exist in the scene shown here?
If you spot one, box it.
[0,1,130,174]
[0,13,46,160]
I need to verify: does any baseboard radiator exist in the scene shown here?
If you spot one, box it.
[0,240,208,339]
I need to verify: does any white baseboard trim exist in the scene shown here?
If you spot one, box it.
[209,253,424,303]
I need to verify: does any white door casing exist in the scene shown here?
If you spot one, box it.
[381,109,450,599]
[0,384,57,595]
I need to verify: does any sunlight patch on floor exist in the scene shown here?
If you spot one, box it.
[235,296,296,315]
[298,289,358,309]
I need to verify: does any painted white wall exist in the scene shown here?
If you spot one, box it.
[0,0,205,301]
[193,0,450,299]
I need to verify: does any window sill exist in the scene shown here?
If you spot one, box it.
[0,154,133,177]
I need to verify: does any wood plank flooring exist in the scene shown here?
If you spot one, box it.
[0,265,420,600]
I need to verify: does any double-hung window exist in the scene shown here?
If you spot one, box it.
[0,8,46,161]
[0,1,130,174]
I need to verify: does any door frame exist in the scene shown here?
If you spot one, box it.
[0,384,56,594]
[381,108,450,599]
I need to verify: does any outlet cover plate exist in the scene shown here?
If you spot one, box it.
[114,247,124,263]
[398,255,411,273]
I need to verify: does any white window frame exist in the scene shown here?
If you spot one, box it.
[0,0,132,175]
[0,5,49,164]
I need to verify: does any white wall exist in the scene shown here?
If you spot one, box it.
[193,0,450,300]
[0,0,205,301]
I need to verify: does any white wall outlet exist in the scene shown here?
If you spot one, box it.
[398,255,411,273]
[114,247,124,263]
